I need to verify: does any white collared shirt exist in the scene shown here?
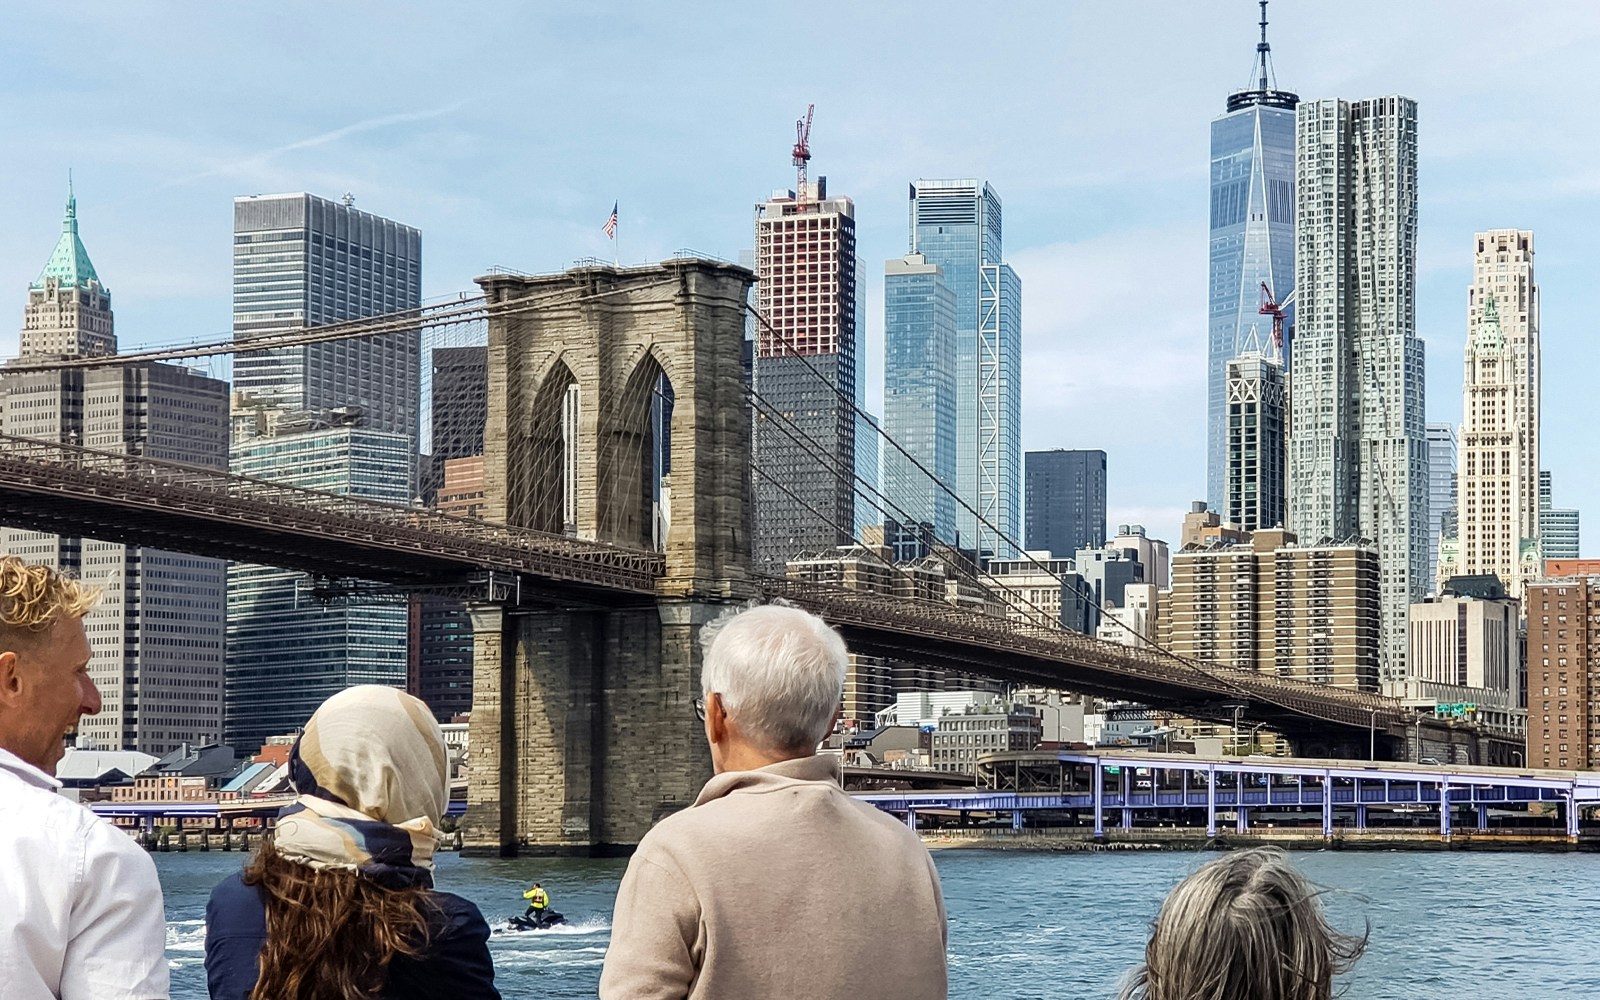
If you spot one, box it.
[0,746,170,999]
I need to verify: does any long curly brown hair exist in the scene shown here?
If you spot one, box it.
[243,837,438,1000]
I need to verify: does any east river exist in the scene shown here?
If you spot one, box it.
[156,848,1600,999]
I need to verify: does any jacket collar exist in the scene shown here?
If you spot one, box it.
[0,746,60,792]
[693,753,839,807]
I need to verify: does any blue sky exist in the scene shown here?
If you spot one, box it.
[3,1,1599,550]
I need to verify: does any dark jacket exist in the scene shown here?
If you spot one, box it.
[204,871,500,1000]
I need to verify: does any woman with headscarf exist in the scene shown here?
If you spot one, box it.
[204,686,500,1000]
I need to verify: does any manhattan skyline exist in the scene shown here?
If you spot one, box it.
[3,2,1599,551]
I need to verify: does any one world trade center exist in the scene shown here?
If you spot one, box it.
[1206,1,1297,512]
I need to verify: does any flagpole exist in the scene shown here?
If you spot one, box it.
[614,202,620,267]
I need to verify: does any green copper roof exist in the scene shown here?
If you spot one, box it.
[1473,294,1504,351]
[32,178,101,291]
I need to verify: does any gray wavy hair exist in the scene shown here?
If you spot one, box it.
[1117,848,1366,1000]
[698,600,846,754]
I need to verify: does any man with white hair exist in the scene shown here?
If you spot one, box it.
[600,603,948,1000]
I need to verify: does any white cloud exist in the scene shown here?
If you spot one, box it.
[158,103,469,191]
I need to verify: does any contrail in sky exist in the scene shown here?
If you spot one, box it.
[161,101,468,189]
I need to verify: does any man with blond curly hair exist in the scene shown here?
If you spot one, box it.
[0,556,170,999]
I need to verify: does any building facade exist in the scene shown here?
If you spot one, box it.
[232,193,421,438]
[1526,579,1600,769]
[2,191,230,756]
[883,252,957,544]
[1025,449,1106,559]
[1397,582,1521,734]
[226,421,413,748]
[909,179,1021,558]
[1426,422,1458,589]
[1179,501,1249,551]
[1452,287,1540,599]
[1165,529,1381,691]
[930,698,1043,774]
[1540,471,1581,561]
[1289,95,1426,680]
[424,345,488,501]
[1207,15,1297,510]
[1098,582,1161,649]
[752,179,859,573]
[983,552,1090,632]
[1225,349,1286,532]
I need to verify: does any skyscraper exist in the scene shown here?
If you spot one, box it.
[232,193,421,438]
[1225,347,1286,532]
[1540,471,1581,560]
[1455,292,1540,597]
[20,183,114,360]
[226,194,421,746]
[1024,449,1107,559]
[883,251,957,544]
[1289,95,1426,680]
[1448,231,1540,599]
[909,179,1022,558]
[1208,4,1297,511]
[1426,422,1458,589]
[752,178,858,573]
[1,187,230,755]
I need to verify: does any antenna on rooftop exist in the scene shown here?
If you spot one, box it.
[1256,0,1273,92]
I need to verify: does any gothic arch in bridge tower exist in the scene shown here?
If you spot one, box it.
[595,351,673,552]
[514,356,577,536]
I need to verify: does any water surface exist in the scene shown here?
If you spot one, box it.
[157,848,1599,998]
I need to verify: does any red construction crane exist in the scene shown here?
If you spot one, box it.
[1258,281,1292,351]
[792,104,814,207]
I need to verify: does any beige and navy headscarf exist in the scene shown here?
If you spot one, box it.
[273,685,449,889]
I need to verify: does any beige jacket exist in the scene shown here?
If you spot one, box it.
[599,754,948,1000]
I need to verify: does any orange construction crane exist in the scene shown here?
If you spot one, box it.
[793,104,814,207]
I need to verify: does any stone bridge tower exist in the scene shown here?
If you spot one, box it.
[463,259,755,855]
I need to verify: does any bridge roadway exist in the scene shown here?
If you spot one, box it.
[0,432,661,600]
[856,751,1598,839]
[0,431,1492,749]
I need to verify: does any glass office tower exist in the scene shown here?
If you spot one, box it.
[1207,13,1297,510]
[909,179,1021,559]
[1024,449,1107,559]
[883,252,958,544]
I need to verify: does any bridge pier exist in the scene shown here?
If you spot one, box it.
[461,601,721,855]
[464,259,755,856]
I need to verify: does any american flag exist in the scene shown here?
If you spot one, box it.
[603,202,618,239]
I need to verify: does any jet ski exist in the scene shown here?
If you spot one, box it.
[508,910,567,931]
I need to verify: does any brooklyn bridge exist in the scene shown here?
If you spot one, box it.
[0,257,1516,854]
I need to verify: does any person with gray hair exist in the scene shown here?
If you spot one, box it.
[1118,848,1366,1000]
[599,603,949,1000]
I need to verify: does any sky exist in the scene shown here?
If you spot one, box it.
[3,1,1600,551]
